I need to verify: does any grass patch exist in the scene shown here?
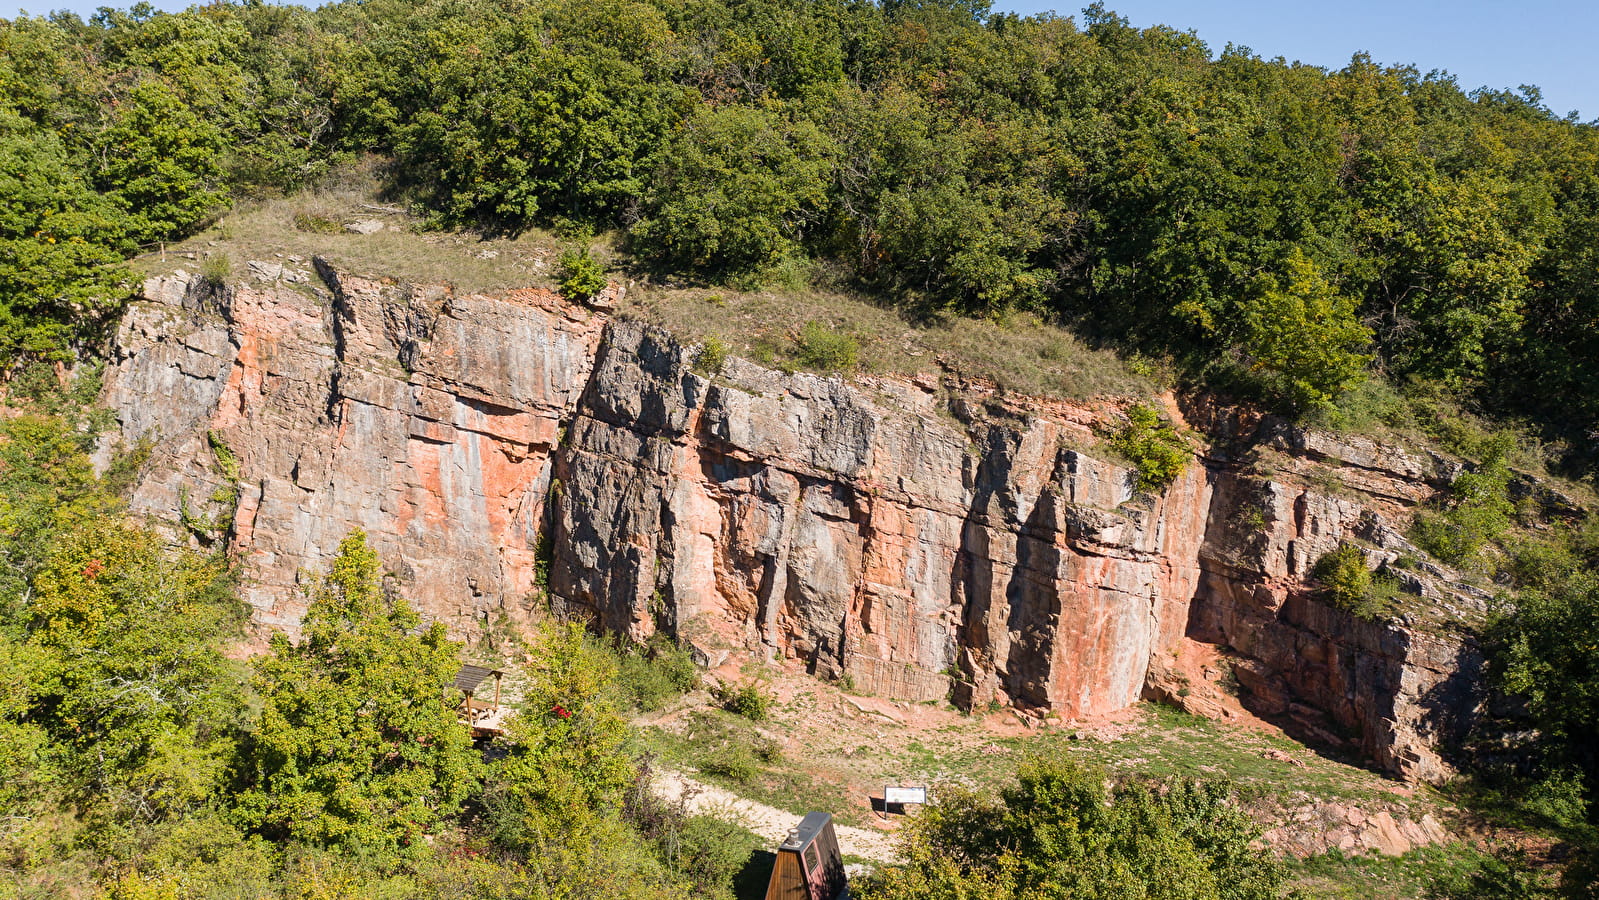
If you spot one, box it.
[641,710,865,827]
[137,160,579,295]
[621,287,1158,402]
[853,703,1410,808]
[1285,844,1520,900]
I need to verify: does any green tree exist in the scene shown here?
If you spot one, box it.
[236,531,482,849]
[370,0,677,229]
[1241,248,1372,410]
[632,103,836,276]
[484,622,638,853]
[1496,577,1599,823]
[0,109,130,361]
[481,622,689,898]
[856,755,1286,900]
[29,518,246,829]
[93,78,226,245]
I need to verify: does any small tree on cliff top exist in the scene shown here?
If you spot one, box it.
[235,530,482,849]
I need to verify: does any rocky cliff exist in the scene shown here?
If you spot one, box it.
[101,260,1492,781]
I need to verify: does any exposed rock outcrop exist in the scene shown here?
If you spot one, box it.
[99,262,1494,781]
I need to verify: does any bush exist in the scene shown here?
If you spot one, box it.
[676,710,782,785]
[1239,248,1372,411]
[855,755,1286,900]
[625,768,761,900]
[1429,850,1560,900]
[558,247,608,302]
[1502,533,1582,591]
[694,335,728,375]
[713,681,773,721]
[1494,579,1599,830]
[200,253,231,287]
[1312,544,1400,621]
[1314,544,1372,608]
[1522,771,1590,832]
[1106,403,1188,493]
[698,743,761,784]
[672,815,761,898]
[1412,449,1514,567]
[630,104,834,276]
[794,321,858,372]
[613,635,700,712]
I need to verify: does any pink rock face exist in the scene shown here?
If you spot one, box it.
[102,261,1490,780]
[547,326,1210,718]
[106,265,604,641]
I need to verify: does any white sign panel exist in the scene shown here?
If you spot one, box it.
[884,786,928,805]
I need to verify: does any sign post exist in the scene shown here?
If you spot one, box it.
[882,785,928,813]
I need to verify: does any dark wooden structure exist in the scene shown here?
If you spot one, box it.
[765,811,847,900]
[452,664,505,738]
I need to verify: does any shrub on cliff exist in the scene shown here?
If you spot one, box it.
[1107,403,1188,494]
[558,246,608,302]
[1413,442,1516,568]
[1311,544,1402,621]
[794,320,858,373]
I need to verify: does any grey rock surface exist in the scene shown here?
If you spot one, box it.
[100,263,1502,781]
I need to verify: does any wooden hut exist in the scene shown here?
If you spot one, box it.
[452,664,505,737]
[764,811,847,900]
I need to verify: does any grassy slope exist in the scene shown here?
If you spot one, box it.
[634,667,1511,900]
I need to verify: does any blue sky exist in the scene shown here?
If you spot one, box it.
[1000,0,1597,121]
[5,0,1595,121]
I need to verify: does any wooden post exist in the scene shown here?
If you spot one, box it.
[494,672,501,709]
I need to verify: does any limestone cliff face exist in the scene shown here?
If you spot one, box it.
[106,262,602,635]
[102,261,1489,781]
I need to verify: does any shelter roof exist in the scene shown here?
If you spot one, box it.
[452,664,503,694]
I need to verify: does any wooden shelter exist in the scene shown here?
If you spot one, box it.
[453,664,506,738]
[764,811,847,900]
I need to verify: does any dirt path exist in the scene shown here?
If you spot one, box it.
[653,768,901,863]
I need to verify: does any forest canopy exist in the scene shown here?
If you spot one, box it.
[1,0,1597,450]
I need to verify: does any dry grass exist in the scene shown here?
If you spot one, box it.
[136,165,578,296]
[621,285,1159,402]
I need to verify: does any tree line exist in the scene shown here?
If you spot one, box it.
[2,0,1599,440]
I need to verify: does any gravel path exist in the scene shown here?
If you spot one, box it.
[653,769,902,863]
